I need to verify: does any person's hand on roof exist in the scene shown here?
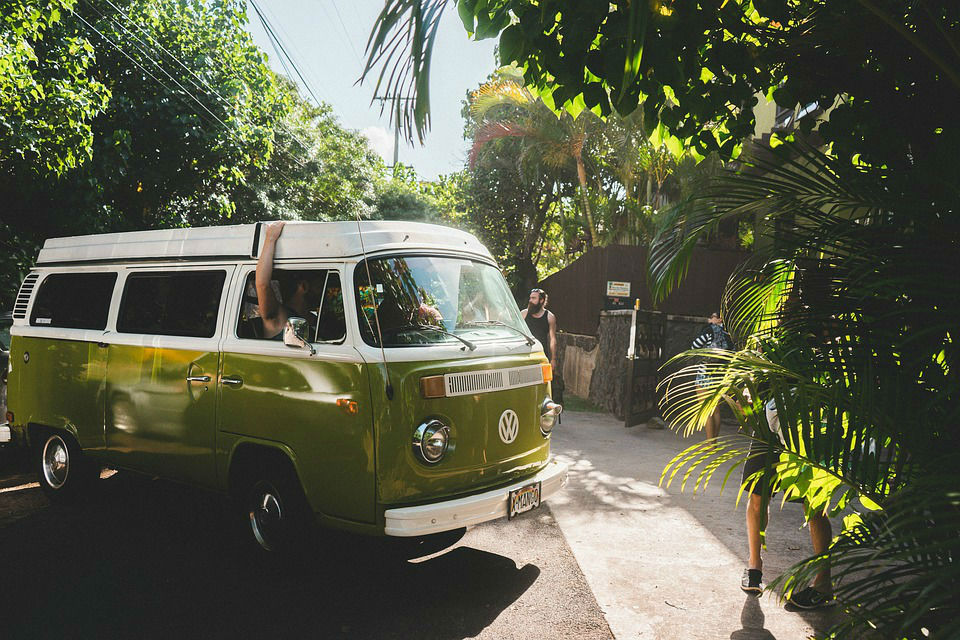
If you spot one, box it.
[264,221,285,242]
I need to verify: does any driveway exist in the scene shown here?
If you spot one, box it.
[549,409,843,639]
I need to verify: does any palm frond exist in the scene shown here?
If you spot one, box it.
[469,79,533,120]
[769,476,960,639]
[362,0,448,144]
[652,136,960,637]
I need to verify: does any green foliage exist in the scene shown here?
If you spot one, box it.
[76,0,286,228]
[370,163,458,223]
[365,1,960,192]
[462,69,707,288]
[455,151,563,299]
[0,0,110,174]
[0,0,386,310]
[232,79,381,222]
[654,144,960,638]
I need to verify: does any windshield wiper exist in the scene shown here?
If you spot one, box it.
[384,323,477,350]
[461,320,535,346]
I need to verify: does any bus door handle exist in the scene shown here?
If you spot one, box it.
[222,376,244,388]
[186,375,211,383]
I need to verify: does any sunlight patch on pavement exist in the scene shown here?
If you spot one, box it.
[0,481,40,494]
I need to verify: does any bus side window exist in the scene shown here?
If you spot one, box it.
[237,268,338,341]
[315,272,346,343]
[236,272,264,339]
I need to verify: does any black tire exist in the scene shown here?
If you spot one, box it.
[35,431,98,503]
[243,458,312,553]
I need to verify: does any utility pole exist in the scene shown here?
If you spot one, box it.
[372,95,414,169]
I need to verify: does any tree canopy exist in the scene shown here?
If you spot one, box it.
[1,0,110,174]
[0,0,389,309]
[365,1,960,185]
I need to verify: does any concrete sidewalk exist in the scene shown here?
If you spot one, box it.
[548,409,843,640]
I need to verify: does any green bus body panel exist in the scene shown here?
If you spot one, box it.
[105,345,219,488]
[371,353,552,507]
[10,336,107,449]
[217,352,376,524]
[9,335,555,535]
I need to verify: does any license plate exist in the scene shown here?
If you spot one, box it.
[508,481,541,519]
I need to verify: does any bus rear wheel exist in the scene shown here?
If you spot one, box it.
[36,431,98,503]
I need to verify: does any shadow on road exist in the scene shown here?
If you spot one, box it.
[0,473,541,639]
[730,596,777,639]
[553,412,844,639]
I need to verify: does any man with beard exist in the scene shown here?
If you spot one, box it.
[521,288,557,375]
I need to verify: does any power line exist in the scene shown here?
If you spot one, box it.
[258,1,329,98]
[73,12,220,134]
[95,0,315,160]
[250,0,325,109]
[330,0,362,65]
[79,1,231,131]
[73,6,306,188]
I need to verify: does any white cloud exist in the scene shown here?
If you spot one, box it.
[361,126,394,163]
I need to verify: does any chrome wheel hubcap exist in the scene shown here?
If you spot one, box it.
[42,436,70,489]
[250,486,283,551]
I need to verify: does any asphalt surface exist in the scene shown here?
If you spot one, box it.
[0,448,610,640]
[0,408,851,639]
[548,410,845,640]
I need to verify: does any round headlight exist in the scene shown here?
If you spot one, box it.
[413,420,450,464]
[540,398,562,436]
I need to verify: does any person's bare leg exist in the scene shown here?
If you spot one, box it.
[809,513,833,593]
[747,493,766,570]
[705,409,721,439]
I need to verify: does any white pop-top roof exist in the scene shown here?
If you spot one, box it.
[36,220,494,265]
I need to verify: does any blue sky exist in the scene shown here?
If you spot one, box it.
[245,1,499,180]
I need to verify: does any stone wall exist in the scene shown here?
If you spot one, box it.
[554,311,710,419]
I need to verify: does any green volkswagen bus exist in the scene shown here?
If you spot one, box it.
[3,222,566,550]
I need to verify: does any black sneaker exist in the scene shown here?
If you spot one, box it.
[787,587,836,609]
[740,568,763,594]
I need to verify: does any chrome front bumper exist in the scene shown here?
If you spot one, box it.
[384,458,569,537]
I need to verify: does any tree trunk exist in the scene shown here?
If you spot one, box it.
[512,256,539,304]
[576,154,598,246]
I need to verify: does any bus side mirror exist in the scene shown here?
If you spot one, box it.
[284,317,316,356]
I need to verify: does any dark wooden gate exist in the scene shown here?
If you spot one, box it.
[623,308,666,427]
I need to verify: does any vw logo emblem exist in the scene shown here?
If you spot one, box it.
[498,409,519,444]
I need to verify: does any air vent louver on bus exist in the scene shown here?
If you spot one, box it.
[444,365,545,397]
[12,273,40,319]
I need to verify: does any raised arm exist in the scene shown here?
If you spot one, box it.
[691,327,711,349]
[256,221,288,338]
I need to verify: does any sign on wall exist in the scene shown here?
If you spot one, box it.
[606,281,631,297]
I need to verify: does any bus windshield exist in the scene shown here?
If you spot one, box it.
[354,256,530,348]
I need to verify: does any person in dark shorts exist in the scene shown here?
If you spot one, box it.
[741,400,835,609]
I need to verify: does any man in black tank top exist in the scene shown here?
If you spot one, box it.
[521,288,557,372]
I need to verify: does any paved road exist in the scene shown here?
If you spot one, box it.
[0,408,847,639]
[0,450,610,640]
[548,410,844,640]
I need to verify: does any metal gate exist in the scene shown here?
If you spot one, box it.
[623,306,666,428]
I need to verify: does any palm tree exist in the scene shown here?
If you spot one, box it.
[468,72,602,247]
[650,142,960,639]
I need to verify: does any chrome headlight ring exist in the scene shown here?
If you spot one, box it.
[412,419,451,464]
[540,398,563,436]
